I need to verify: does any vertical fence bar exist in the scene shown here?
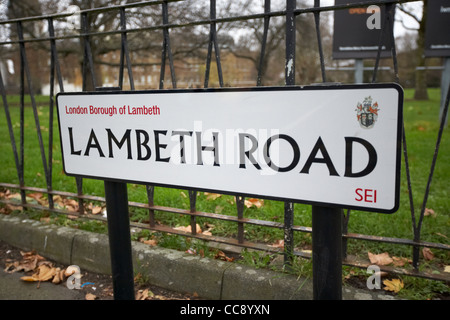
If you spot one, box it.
[147,185,156,228]
[119,7,135,90]
[18,23,26,207]
[283,202,294,267]
[204,0,223,88]
[235,196,245,244]
[81,12,97,91]
[285,0,295,86]
[189,190,197,235]
[47,25,55,210]
[413,82,450,269]
[0,71,23,200]
[386,3,399,83]
[342,209,350,259]
[257,0,271,86]
[17,21,51,204]
[160,0,176,89]
[371,4,392,83]
[77,12,96,215]
[283,0,296,268]
[313,0,327,83]
[47,16,65,210]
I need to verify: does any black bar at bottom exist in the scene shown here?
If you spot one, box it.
[104,180,135,300]
[312,205,343,300]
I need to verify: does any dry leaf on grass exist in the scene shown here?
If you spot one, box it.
[422,248,434,261]
[91,206,103,215]
[368,252,393,266]
[27,192,48,206]
[63,199,79,212]
[174,224,202,234]
[244,198,264,209]
[392,256,411,267]
[270,239,284,249]
[383,279,404,293]
[204,192,221,200]
[424,208,436,217]
[140,238,158,246]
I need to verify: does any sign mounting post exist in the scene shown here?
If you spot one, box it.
[97,87,135,300]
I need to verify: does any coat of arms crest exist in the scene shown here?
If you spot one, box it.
[356,96,379,129]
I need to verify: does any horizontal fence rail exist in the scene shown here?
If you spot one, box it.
[0,0,449,284]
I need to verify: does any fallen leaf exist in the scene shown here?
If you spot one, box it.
[422,248,434,261]
[20,264,58,282]
[27,193,47,205]
[40,217,51,223]
[91,206,103,215]
[444,265,450,273]
[204,192,221,200]
[174,224,202,234]
[141,239,157,246]
[383,279,404,293]
[244,198,264,208]
[202,223,214,236]
[85,293,97,300]
[424,208,436,217]
[7,250,47,273]
[52,268,63,284]
[5,192,21,201]
[6,204,22,212]
[136,289,154,300]
[214,205,224,214]
[392,256,411,267]
[270,239,284,249]
[368,252,393,266]
[214,250,235,262]
[64,199,79,212]
[20,275,38,282]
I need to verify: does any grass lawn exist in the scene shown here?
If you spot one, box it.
[0,88,449,299]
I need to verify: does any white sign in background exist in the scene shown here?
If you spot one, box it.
[56,84,403,213]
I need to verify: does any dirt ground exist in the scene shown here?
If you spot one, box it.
[0,240,201,300]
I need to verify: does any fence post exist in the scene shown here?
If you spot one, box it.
[312,206,343,300]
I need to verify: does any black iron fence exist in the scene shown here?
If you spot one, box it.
[0,0,449,283]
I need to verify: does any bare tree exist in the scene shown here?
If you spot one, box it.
[398,0,428,100]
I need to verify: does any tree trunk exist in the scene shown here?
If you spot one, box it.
[414,0,428,100]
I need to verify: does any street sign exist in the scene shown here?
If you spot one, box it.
[56,84,403,213]
[332,0,393,59]
[424,0,450,57]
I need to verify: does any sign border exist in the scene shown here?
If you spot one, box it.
[56,83,403,214]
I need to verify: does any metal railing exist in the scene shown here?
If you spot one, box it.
[0,0,448,283]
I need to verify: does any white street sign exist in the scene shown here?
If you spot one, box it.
[57,84,403,213]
